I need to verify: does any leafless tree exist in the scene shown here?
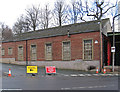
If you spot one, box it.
[53,0,69,26]
[13,15,30,35]
[86,0,117,20]
[40,4,51,29]
[68,0,86,23]
[25,5,41,31]
[68,1,79,23]
[0,23,13,40]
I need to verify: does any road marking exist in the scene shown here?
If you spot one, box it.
[64,75,69,76]
[85,74,92,76]
[92,74,99,76]
[72,87,86,89]
[61,85,115,90]
[70,74,77,77]
[61,88,71,90]
[1,89,22,90]
[114,74,118,76]
[78,74,85,76]
[106,74,112,76]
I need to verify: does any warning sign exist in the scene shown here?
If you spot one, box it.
[27,66,38,73]
[45,66,56,74]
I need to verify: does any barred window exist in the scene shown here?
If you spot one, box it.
[18,46,23,61]
[62,41,71,60]
[2,48,5,56]
[8,47,12,55]
[83,40,93,60]
[31,45,37,60]
[45,43,52,60]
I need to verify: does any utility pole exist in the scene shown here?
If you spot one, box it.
[112,14,120,72]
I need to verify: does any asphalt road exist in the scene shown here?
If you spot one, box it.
[1,63,119,90]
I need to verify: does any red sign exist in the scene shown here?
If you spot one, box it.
[45,66,56,74]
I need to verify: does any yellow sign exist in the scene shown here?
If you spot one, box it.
[27,66,38,73]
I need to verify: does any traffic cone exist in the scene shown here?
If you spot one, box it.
[8,69,11,77]
[96,67,99,74]
[103,68,106,74]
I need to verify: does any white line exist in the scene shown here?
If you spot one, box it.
[114,74,118,76]
[1,89,22,90]
[64,75,69,76]
[92,74,99,76]
[72,87,86,89]
[85,74,92,76]
[106,74,112,76]
[88,86,94,88]
[61,88,71,90]
[61,85,115,90]
[78,74,85,76]
[70,74,78,77]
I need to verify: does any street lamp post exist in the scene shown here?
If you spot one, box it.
[112,14,120,72]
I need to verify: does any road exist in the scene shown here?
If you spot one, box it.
[1,63,119,91]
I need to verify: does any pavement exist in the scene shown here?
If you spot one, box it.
[0,62,119,78]
[1,64,119,78]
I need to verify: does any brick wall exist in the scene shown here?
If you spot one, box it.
[2,31,101,61]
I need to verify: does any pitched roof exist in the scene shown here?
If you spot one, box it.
[3,18,110,42]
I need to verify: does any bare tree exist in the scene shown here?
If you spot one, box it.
[68,0,86,23]
[86,0,117,20]
[40,4,51,29]
[25,5,40,31]
[0,23,13,40]
[68,1,79,23]
[53,0,69,26]
[13,15,30,35]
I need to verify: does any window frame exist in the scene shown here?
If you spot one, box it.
[83,39,93,60]
[2,48,5,56]
[30,44,37,61]
[18,45,24,61]
[45,42,52,61]
[8,47,13,55]
[62,40,71,61]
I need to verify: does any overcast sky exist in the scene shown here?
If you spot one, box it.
[0,0,119,29]
[0,0,56,28]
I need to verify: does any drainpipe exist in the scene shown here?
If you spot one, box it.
[26,40,28,66]
[99,20,103,72]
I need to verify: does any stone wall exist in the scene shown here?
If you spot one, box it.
[1,59,99,71]
[0,58,15,63]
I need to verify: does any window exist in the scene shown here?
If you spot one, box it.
[45,43,52,60]
[8,47,12,55]
[83,39,93,60]
[2,48,5,56]
[31,45,37,60]
[18,46,23,61]
[62,41,71,60]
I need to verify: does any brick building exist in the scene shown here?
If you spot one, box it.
[1,18,112,70]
